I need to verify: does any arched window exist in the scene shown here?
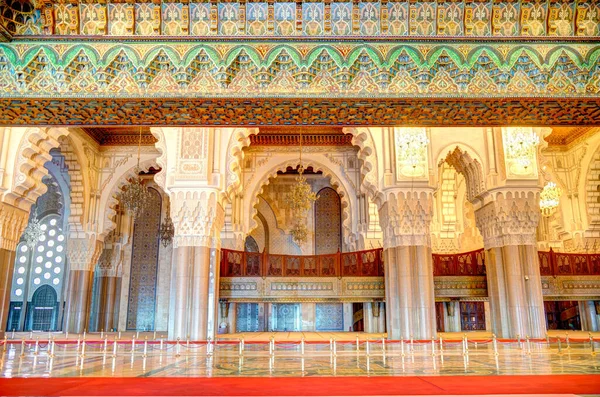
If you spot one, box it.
[314,187,341,255]
[6,150,70,332]
[126,187,162,331]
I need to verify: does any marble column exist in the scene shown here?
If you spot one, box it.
[579,301,599,332]
[475,195,546,338]
[443,301,461,332]
[380,191,435,340]
[0,203,29,338]
[169,192,224,341]
[64,236,103,333]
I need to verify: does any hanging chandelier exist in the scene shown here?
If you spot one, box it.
[22,216,43,249]
[504,127,540,168]
[159,200,175,247]
[289,133,317,245]
[116,127,151,219]
[540,181,561,217]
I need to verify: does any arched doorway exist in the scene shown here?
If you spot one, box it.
[314,187,342,254]
[28,285,58,331]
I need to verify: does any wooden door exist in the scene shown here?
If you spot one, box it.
[460,302,486,331]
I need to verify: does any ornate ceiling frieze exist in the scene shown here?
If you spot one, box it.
[0,41,599,99]
[2,97,600,127]
[2,1,599,39]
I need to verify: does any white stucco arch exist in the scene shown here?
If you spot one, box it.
[243,155,358,251]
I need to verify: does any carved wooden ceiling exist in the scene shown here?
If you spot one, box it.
[80,126,592,147]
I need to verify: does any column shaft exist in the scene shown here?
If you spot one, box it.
[64,269,92,333]
[0,248,16,336]
[521,245,547,338]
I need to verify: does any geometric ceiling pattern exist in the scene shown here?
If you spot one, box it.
[2,1,599,38]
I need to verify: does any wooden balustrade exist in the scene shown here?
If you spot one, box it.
[220,248,383,277]
[538,249,600,276]
[220,248,600,278]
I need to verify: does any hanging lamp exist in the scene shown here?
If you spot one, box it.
[116,127,151,219]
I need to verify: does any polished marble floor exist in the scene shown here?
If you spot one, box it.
[1,331,599,378]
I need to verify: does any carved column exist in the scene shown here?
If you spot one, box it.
[0,203,29,338]
[475,193,546,338]
[64,236,103,333]
[379,191,435,340]
[169,190,224,341]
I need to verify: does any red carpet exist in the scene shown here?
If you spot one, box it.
[0,375,598,395]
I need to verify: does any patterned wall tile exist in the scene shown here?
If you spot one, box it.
[54,4,79,35]
[316,303,344,331]
[359,1,380,36]
[303,2,324,36]
[190,2,213,35]
[491,0,519,36]
[548,1,574,36]
[80,3,107,35]
[331,2,353,35]
[410,0,436,35]
[437,0,464,36]
[135,3,161,36]
[520,0,548,36]
[219,2,240,35]
[126,188,161,331]
[274,1,296,35]
[108,4,135,35]
[464,0,491,36]
[162,3,189,35]
[575,1,599,36]
[247,2,269,35]
[315,187,341,255]
[387,1,409,35]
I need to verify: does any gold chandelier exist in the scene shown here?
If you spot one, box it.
[505,127,540,169]
[289,133,317,245]
[116,127,151,219]
[540,181,561,217]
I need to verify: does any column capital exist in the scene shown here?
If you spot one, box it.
[0,202,29,251]
[171,188,224,249]
[67,236,104,271]
[379,189,433,249]
[475,190,540,249]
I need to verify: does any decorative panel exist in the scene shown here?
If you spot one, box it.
[274,1,296,35]
[54,4,79,35]
[303,2,324,35]
[331,2,352,35]
[437,0,464,36]
[108,4,135,35]
[576,1,600,36]
[520,0,548,36]
[190,2,212,35]
[80,3,107,35]
[272,303,300,331]
[464,0,491,36]
[135,3,161,35]
[548,0,574,36]
[359,1,380,36]
[314,187,341,255]
[178,128,209,178]
[409,0,436,35]
[218,2,240,35]
[236,303,260,332]
[316,303,344,331]
[491,0,519,36]
[247,2,268,35]
[126,188,161,331]
[162,3,189,35]
[387,1,408,35]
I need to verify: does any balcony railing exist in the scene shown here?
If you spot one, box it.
[221,248,600,278]
[220,248,384,277]
[538,249,600,276]
[432,249,486,276]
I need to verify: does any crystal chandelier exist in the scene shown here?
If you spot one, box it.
[159,200,175,247]
[395,128,429,168]
[505,127,540,168]
[540,182,561,217]
[22,216,43,249]
[116,127,151,219]
[289,133,317,245]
